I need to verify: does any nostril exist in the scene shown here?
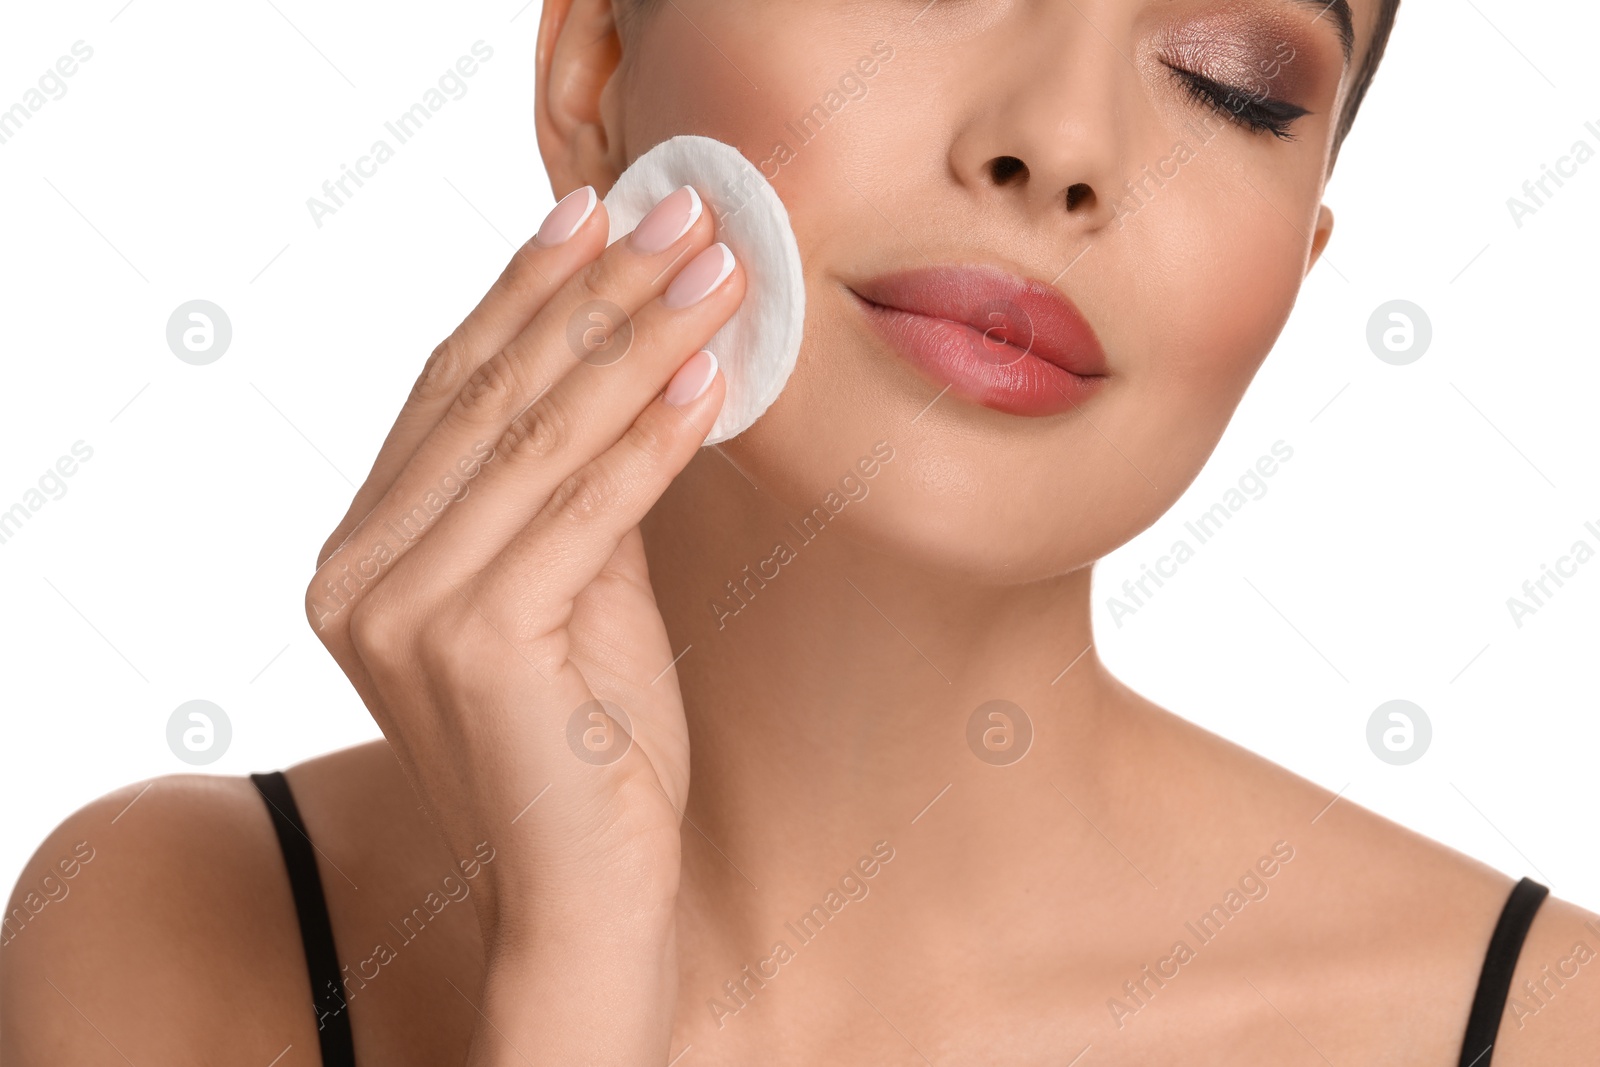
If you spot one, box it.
[1065,183,1095,212]
[989,155,1028,185]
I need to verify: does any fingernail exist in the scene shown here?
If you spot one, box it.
[666,350,718,407]
[533,185,598,247]
[662,243,735,309]
[628,185,702,254]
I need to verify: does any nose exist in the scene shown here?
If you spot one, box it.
[947,5,1130,235]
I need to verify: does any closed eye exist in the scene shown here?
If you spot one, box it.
[1166,63,1311,141]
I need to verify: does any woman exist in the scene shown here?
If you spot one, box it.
[5,0,1596,1063]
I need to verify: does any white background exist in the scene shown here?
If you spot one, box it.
[3,0,1597,907]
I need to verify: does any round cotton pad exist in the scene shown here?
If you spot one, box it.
[603,134,805,445]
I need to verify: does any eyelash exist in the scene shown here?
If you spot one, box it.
[1166,65,1310,141]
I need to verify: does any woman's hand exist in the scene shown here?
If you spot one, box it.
[304,183,741,1064]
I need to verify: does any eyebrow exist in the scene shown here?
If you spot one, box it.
[1292,0,1355,62]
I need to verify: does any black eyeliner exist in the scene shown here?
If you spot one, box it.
[1167,64,1311,141]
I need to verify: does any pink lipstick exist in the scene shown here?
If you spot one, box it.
[849,264,1108,417]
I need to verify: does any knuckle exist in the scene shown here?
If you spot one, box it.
[304,572,347,641]
[549,467,614,523]
[348,589,406,662]
[412,337,473,405]
[455,351,523,420]
[500,398,569,462]
[575,255,621,306]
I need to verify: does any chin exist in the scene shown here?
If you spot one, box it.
[724,357,1152,590]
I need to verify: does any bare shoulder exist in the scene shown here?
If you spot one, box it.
[1112,682,1586,1062]
[1,740,484,1067]
[1116,680,1517,910]
[1,767,321,1064]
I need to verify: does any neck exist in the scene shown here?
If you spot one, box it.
[641,443,1133,953]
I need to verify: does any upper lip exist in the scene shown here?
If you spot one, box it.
[849,264,1108,377]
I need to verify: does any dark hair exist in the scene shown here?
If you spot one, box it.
[1334,0,1401,161]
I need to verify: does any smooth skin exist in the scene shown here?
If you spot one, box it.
[5,0,1599,1064]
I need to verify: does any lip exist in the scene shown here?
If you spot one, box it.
[848,264,1108,417]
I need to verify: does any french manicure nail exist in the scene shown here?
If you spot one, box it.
[533,185,597,247]
[662,243,735,309]
[666,350,718,407]
[628,185,702,255]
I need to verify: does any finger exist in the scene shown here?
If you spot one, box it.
[465,351,724,619]
[317,186,607,567]
[312,184,713,616]
[385,242,743,590]
[330,355,721,810]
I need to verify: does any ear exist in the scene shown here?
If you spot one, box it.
[535,0,627,200]
[1307,203,1334,274]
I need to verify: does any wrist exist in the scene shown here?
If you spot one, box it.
[484,892,677,963]
[467,916,679,1066]
[471,858,676,964]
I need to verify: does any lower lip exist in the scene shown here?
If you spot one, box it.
[850,291,1106,417]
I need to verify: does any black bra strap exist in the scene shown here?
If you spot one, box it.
[1458,876,1549,1067]
[251,771,357,1067]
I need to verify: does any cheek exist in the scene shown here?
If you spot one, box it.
[619,18,758,154]
[621,6,878,176]
[1143,178,1304,364]
[620,9,922,512]
[1111,171,1309,449]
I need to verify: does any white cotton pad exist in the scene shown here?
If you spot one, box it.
[603,134,805,445]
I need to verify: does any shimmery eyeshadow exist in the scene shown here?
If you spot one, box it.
[1151,9,1332,102]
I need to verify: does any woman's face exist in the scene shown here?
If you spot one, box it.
[582,0,1372,582]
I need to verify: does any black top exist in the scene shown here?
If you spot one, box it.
[1458,876,1550,1067]
[250,770,1549,1067]
[251,771,356,1067]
